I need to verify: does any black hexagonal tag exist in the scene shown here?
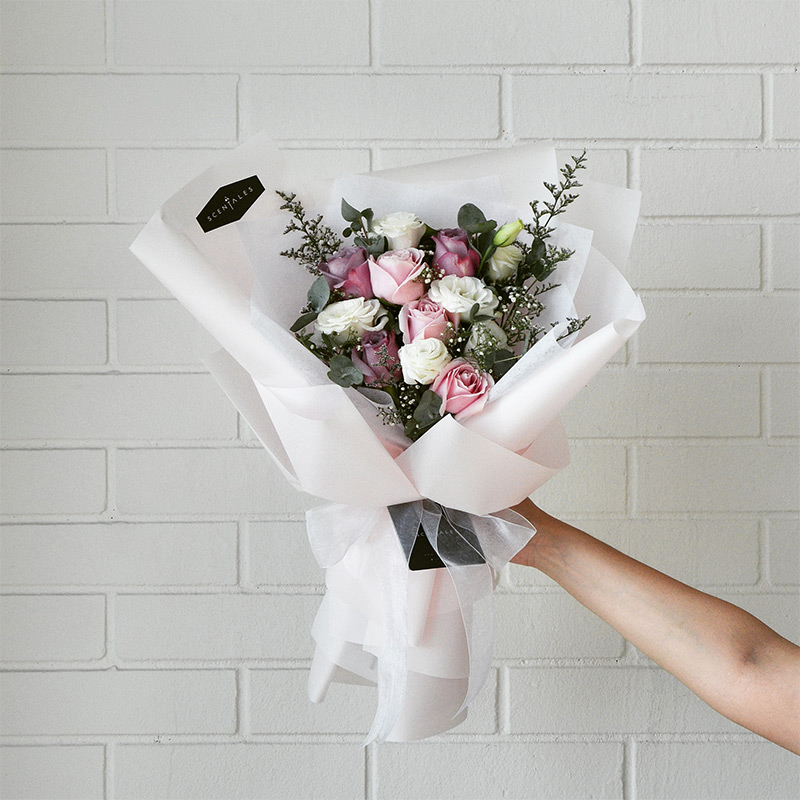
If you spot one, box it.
[196,175,265,232]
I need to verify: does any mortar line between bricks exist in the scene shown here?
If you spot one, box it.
[0,732,769,746]
[4,65,800,76]
[365,741,376,800]
[105,740,114,800]
[763,71,774,144]
[3,139,798,154]
[757,517,770,588]
[368,0,379,70]
[104,0,114,69]
[629,0,641,68]
[238,519,249,588]
[498,664,511,735]
[624,736,637,800]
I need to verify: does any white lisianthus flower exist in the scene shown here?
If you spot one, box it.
[315,298,386,342]
[486,243,523,282]
[372,212,426,250]
[428,275,499,316]
[399,338,452,385]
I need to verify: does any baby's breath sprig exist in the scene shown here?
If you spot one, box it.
[276,190,342,273]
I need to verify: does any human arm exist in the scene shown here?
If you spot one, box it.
[510,498,800,755]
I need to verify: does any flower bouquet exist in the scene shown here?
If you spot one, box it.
[130,134,644,742]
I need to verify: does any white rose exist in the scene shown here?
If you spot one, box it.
[399,338,452,385]
[486,244,523,282]
[427,275,498,316]
[315,298,386,342]
[372,212,426,250]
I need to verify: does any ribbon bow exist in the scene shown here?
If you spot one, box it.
[305,499,535,743]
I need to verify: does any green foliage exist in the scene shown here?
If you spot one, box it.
[327,354,364,388]
[276,190,342,273]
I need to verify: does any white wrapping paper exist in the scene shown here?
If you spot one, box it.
[130,134,644,742]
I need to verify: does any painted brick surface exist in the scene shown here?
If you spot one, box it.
[0,745,105,800]
[0,595,105,662]
[641,1,800,64]
[509,666,744,734]
[378,742,624,800]
[637,444,800,513]
[0,522,238,586]
[114,743,365,800]
[1,374,238,441]
[116,447,312,515]
[0,149,107,219]
[1,75,238,144]
[637,294,800,364]
[0,224,163,294]
[627,223,761,289]
[0,670,237,735]
[640,149,800,216]
[246,74,500,140]
[562,367,760,438]
[115,594,319,660]
[380,0,629,65]
[771,222,800,289]
[114,1,370,67]
[0,449,106,516]
[635,742,800,799]
[513,74,762,140]
[0,1,106,67]
[769,518,800,586]
[0,300,107,366]
[2,2,798,799]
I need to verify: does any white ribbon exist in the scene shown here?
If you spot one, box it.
[305,500,535,743]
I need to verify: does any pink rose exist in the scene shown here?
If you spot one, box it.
[431,359,494,420]
[351,329,401,386]
[319,246,373,298]
[368,248,426,305]
[432,228,480,278]
[399,296,458,343]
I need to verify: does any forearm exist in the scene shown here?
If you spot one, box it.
[511,499,800,754]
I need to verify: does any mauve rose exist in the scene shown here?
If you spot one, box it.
[319,246,373,298]
[431,359,494,420]
[432,228,480,278]
[399,296,457,344]
[368,248,426,305]
[351,329,401,386]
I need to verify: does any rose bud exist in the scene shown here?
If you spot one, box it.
[399,296,458,344]
[368,248,427,306]
[431,228,480,278]
[372,212,426,250]
[319,246,373,298]
[351,329,401,386]
[431,359,494,421]
[492,218,524,248]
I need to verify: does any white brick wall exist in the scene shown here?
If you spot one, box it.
[1,1,797,798]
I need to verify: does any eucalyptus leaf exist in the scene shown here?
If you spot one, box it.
[468,303,481,323]
[413,389,443,427]
[290,311,318,332]
[307,276,330,312]
[341,198,361,223]
[327,354,364,387]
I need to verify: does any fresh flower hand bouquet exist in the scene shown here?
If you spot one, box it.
[130,134,644,743]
